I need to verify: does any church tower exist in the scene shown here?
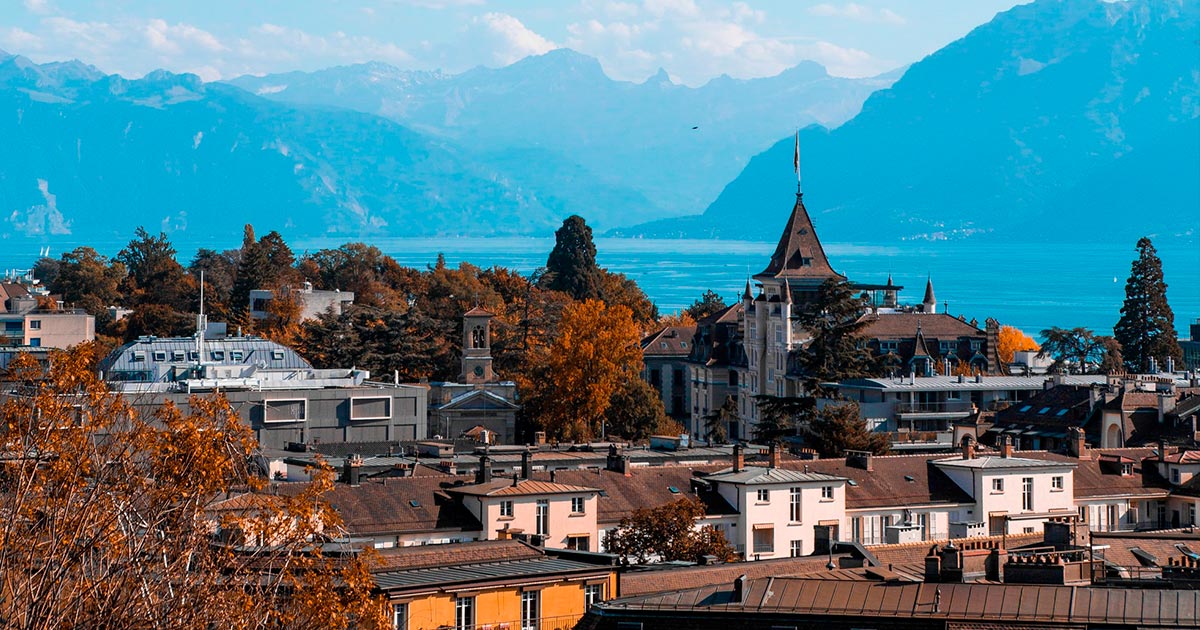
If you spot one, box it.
[460,306,496,384]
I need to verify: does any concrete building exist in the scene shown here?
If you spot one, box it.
[0,283,94,349]
[99,334,427,449]
[248,281,353,322]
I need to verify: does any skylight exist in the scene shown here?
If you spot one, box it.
[668,486,680,494]
[408,500,420,508]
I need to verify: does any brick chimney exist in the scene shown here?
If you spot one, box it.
[344,453,363,487]
[1067,427,1086,459]
[768,442,781,468]
[961,435,976,460]
[999,435,1013,459]
[845,450,874,471]
[521,449,532,480]
[1159,438,1169,462]
[476,454,492,484]
[733,444,744,473]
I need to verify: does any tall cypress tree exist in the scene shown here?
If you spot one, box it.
[1114,237,1182,373]
[542,215,602,300]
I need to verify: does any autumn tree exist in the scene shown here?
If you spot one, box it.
[656,310,697,327]
[40,246,126,332]
[602,497,736,564]
[1038,327,1122,374]
[604,378,680,441]
[1114,237,1183,373]
[517,299,642,442]
[598,269,658,327]
[800,402,889,458]
[0,344,385,628]
[685,289,727,321]
[997,325,1039,365]
[541,215,602,301]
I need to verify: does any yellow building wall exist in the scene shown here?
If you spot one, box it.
[392,573,616,630]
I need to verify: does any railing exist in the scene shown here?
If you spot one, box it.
[895,401,975,415]
[459,613,584,630]
[752,543,773,554]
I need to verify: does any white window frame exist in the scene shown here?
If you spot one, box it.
[350,396,393,421]
[584,583,604,607]
[392,602,407,630]
[790,540,803,557]
[757,488,770,503]
[521,590,540,630]
[262,399,307,424]
[821,486,834,501]
[1022,477,1034,511]
[790,487,802,523]
[992,478,1004,493]
[1051,476,1064,491]
[571,496,585,515]
[455,596,474,630]
[499,500,514,518]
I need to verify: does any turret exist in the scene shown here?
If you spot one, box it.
[923,277,937,314]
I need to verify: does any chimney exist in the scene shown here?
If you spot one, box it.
[1067,427,1086,459]
[550,469,557,483]
[1159,439,1169,462]
[535,431,547,446]
[961,435,976,460]
[733,444,744,473]
[768,442,781,468]
[732,574,748,603]
[1000,435,1013,459]
[344,454,363,487]
[476,454,492,484]
[521,449,532,480]
[845,449,873,471]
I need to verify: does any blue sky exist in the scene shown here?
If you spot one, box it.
[2,0,1027,85]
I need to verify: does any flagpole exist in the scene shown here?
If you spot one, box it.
[794,131,801,195]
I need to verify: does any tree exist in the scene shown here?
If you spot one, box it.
[793,279,877,395]
[117,227,191,310]
[800,402,889,458]
[541,215,602,300]
[703,396,737,445]
[231,228,299,317]
[1114,237,1183,373]
[43,246,126,328]
[685,290,727,321]
[752,395,813,443]
[1038,327,1121,374]
[997,325,1039,365]
[598,269,658,327]
[604,378,680,441]
[0,344,385,628]
[189,248,241,324]
[601,497,736,564]
[517,299,642,442]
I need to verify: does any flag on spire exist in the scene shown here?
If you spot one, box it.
[793,131,801,192]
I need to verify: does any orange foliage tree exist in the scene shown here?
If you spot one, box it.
[997,325,1039,365]
[517,299,642,442]
[0,344,385,629]
[602,497,736,563]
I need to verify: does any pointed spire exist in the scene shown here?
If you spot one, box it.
[755,193,844,282]
[743,278,752,300]
[886,274,894,288]
[912,320,932,359]
[923,276,937,313]
[782,278,792,304]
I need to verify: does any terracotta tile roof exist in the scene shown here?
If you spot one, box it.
[448,478,598,497]
[539,466,732,525]
[869,532,1043,567]
[754,194,843,283]
[641,326,696,357]
[993,384,1094,431]
[462,306,494,317]
[794,455,974,510]
[696,303,741,326]
[279,477,481,537]
[1007,449,1168,499]
[372,539,540,572]
[1105,391,1164,411]
[1161,449,1200,464]
[859,312,983,339]
[1090,529,1200,569]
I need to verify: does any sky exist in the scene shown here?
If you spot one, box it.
[1,0,1029,85]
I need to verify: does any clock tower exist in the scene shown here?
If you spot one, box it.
[460,306,496,384]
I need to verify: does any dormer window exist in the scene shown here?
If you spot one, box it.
[1172,468,1181,484]
[1122,464,1133,476]
[210,351,225,361]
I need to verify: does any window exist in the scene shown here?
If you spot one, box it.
[131,351,146,362]
[263,399,307,423]
[536,500,549,537]
[28,320,41,330]
[391,603,407,630]
[1172,468,1181,484]
[584,583,604,607]
[521,590,540,630]
[1051,476,1064,491]
[210,350,225,361]
[188,351,199,361]
[28,338,40,347]
[566,535,590,551]
[351,396,392,420]
[152,351,166,362]
[454,596,474,630]
[1189,504,1196,526]
[571,496,585,515]
[821,486,834,500]
[790,488,802,523]
[992,478,1004,493]
[271,349,285,361]
[1127,505,1137,525]
[757,489,770,503]
[171,350,185,362]
[499,500,513,518]
[230,351,244,362]
[752,526,774,555]
[790,540,803,557]
[1022,477,1034,511]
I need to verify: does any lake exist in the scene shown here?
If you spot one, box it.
[2,235,1197,338]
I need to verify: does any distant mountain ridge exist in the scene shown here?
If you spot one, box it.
[228,49,895,220]
[626,0,1200,243]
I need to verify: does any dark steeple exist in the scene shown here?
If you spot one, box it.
[923,277,937,313]
[754,193,844,285]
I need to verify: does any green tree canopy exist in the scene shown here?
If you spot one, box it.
[703,396,737,445]
[801,402,889,458]
[793,278,878,395]
[1114,237,1182,373]
[542,215,602,300]
[685,289,728,321]
[1038,327,1122,374]
[604,377,678,441]
[117,227,191,310]
[601,497,736,564]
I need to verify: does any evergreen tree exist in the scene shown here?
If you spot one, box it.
[604,378,678,441]
[793,279,878,395]
[801,402,890,458]
[1114,237,1182,373]
[685,289,727,321]
[542,215,602,300]
[703,396,737,444]
[117,227,190,310]
[1038,327,1121,374]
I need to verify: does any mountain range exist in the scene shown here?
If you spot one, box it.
[1,0,1195,247]
[627,0,1200,242]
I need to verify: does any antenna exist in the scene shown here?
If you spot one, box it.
[793,130,801,194]
[196,270,206,366]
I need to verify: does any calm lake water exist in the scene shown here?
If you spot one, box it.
[3,235,1197,337]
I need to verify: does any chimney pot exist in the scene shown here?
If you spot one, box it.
[769,442,781,468]
[521,449,532,480]
[1000,435,1013,458]
[733,574,747,603]
[733,444,744,473]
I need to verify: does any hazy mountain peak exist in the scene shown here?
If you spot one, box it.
[644,67,673,86]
